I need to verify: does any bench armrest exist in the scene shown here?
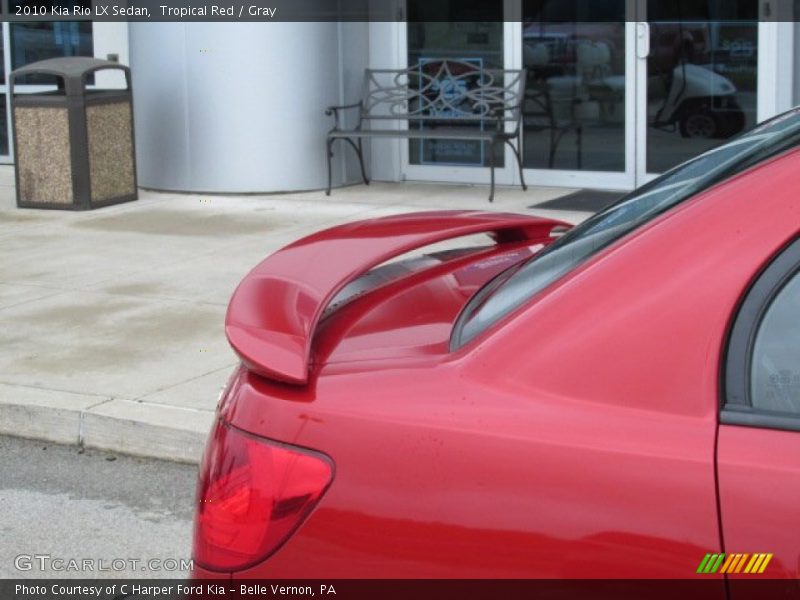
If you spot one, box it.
[325,101,363,130]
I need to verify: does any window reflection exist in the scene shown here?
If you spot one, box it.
[751,272,800,414]
[407,1,504,168]
[522,1,626,171]
[646,1,758,172]
[11,20,94,85]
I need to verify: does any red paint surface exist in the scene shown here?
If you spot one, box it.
[197,149,800,579]
[717,425,800,583]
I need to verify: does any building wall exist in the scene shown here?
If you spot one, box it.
[93,23,130,89]
[129,22,369,193]
[338,21,371,183]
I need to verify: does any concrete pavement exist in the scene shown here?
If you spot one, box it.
[0,167,588,463]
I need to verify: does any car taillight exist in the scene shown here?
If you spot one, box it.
[193,419,333,572]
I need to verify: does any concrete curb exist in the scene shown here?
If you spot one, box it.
[0,384,213,464]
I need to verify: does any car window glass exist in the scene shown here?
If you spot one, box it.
[453,107,800,348]
[750,271,800,414]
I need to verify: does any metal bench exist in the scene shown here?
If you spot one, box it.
[325,60,528,202]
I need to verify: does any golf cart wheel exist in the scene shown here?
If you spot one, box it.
[679,109,719,139]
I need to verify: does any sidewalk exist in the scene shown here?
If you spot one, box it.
[0,170,589,463]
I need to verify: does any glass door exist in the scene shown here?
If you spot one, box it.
[401,0,518,186]
[518,0,637,190]
[635,0,759,182]
[520,0,761,191]
[398,0,764,192]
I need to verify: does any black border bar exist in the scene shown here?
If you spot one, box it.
[2,0,800,22]
[3,579,800,600]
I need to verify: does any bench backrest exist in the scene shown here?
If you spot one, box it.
[361,60,526,125]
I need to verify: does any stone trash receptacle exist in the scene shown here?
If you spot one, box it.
[11,56,137,210]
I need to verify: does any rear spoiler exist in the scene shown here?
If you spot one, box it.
[226,210,569,384]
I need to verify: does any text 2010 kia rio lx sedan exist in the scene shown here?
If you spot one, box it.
[193,108,800,580]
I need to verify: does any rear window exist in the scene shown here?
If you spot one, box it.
[451,107,800,349]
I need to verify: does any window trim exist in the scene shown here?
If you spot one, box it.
[722,236,800,431]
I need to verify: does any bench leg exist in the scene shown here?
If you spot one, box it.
[326,137,334,196]
[342,138,370,187]
[357,138,369,186]
[549,129,562,169]
[327,137,369,194]
[506,136,527,191]
[488,139,497,203]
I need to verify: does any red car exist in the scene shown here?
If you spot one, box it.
[193,108,800,582]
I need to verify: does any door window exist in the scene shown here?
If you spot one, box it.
[749,270,800,415]
[724,237,800,428]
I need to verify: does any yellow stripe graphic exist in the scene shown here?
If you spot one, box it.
[725,554,740,573]
[744,554,760,573]
[758,554,773,574]
[749,554,766,573]
[719,554,736,574]
[735,554,750,573]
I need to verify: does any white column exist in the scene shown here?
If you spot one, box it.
[129,22,364,193]
[757,19,795,122]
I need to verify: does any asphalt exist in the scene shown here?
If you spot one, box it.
[0,435,197,579]
[0,166,590,463]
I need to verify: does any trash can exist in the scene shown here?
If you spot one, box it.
[10,57,137,210]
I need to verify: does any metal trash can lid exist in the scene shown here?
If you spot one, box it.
[10,57,130,96]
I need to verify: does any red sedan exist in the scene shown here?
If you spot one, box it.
[193,108,800,581]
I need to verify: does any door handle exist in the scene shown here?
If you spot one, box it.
[636,22,650,59]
